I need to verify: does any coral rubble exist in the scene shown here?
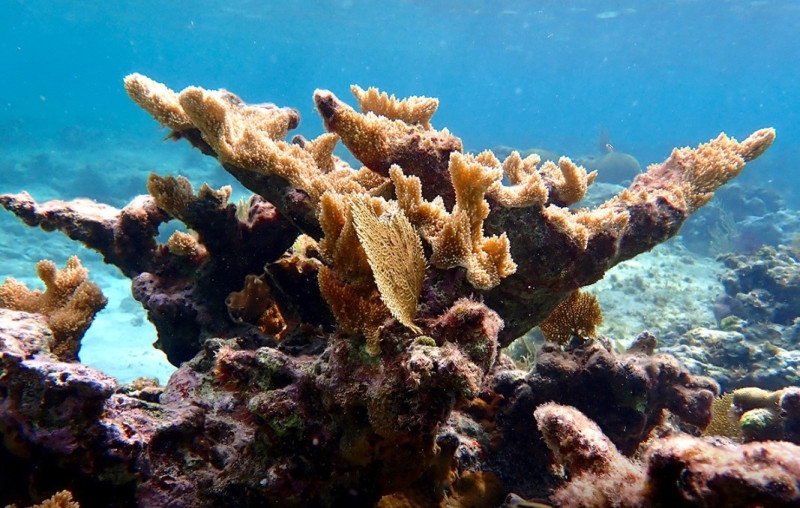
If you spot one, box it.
[660,245,800,391]
[718,245,800,326]
[0,75,781,506]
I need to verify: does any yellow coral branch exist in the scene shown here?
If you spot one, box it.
[0,256,107,362]
[389,156,517,290]
[318,192,375,284]
[350,85,439,129]
[431,153,517,289]
[124,73,193,131]
[487,151,549,208]
[538,157,597,206]
[146,173,232,223]
[673,130,773,210]
[618,128,777,214]
[543,205,630,251]
[389,165,448,239]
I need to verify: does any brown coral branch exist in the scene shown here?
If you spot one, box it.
[314,88,463,207]
[226,273,289,338]
[7,78,776,357]
[0,192,168,277]
[124,74,392,240]
[317,265,391,355]
[125,79,775,345]
[484,128,775,344]
[0,187,297,365]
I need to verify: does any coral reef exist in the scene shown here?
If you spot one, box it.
[680,183,794,256]
[532,403,800,508]
[0,304,790,506]
[718,245,800,326]
[3,75,775,360]
[480,334,719,498]
[661,325,800,390]
[0,75,781,506]
[660,245,800,390]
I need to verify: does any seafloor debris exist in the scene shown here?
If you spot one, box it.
[660,244,800,391]
[0,76,783,506]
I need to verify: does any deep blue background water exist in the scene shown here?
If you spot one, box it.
[2,0,798,191]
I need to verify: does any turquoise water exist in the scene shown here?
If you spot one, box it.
[1,0,798,381]
[3,1,797,168]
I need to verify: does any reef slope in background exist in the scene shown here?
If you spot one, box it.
[2,77,795,507]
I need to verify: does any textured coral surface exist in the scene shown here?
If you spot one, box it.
[0,77,783,507]
[535,403,800,508]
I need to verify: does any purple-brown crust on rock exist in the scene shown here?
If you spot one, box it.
[0,298,502,506]
[533,403,800,508]
[1,303,796,506]
[0,192,168,277]
[645,435,800,507]
[478,335,718,498]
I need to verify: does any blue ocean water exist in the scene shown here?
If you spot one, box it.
[1,0,798,381]
[3,1,797,170]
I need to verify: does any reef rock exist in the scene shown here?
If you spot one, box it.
[532,403,800,508]
[659,245,800,391]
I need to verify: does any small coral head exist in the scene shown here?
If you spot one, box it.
[538,290,603,345]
